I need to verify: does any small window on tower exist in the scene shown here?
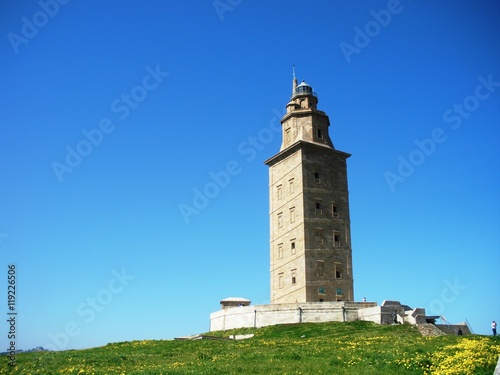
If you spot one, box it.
[285,128,291,144]
[291,269,297,285]
[314,172,320,183]
[277,185,282,200]
[335,263,343,279]
[334,234,341,247]
[315,228,324,244]
[317,261,324,277]
[318,287,325,295]
[291,240,296,255]
[317,128,323,139]
[278,213,283,228]
[279,273,284,288]
[278,243,283,259]
[332,204,339,218]
[290,207,295,223]
[315,202,322,214]
[289,178,294,194]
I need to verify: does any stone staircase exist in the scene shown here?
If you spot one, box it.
[417,323,447,336]
[417,323,471,336]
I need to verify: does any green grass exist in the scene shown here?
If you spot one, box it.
[1,321,499,374]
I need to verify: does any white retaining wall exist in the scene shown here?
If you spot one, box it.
[209,302,376,331]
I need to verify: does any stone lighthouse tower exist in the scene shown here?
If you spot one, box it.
[265,73,354,303]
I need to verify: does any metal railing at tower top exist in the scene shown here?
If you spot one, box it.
[292,91,318,99]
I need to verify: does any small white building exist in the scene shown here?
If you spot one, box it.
[219,297,251,309]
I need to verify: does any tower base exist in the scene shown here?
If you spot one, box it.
[209,300,457,333]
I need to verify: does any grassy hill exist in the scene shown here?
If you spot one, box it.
[2,321,499,374]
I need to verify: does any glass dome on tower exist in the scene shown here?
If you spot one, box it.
[293,80,317,98]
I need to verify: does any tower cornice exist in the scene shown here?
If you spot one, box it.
[264,140,351,167]
[281,108,328,123]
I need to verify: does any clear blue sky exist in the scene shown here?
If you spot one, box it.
[1,1,499,351]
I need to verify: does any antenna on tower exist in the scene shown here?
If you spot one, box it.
[292,65,298,97]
